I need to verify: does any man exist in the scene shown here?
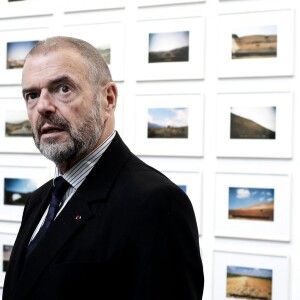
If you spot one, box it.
[3,36,204,300]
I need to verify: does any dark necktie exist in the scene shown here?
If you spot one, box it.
[26,176,70,257]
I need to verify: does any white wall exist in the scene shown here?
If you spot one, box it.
[0,0,299,299]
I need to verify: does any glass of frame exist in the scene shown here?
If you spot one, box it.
[216,92,293,158]
[134,94,204,157]
[61,22,125,81]
[0,98,38,153]
[0,232,16,287]
[135,16,205,80]
[0,163,51,222]
[213,250,289,300]
[214,172,291,241]
[0,28,50,85]
[162,171,202,234]
[217,9,294,78]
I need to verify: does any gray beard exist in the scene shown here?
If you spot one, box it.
[32,102,103,167]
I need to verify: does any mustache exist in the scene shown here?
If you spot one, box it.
[36,114,71,136]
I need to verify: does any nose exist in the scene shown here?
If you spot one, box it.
[36,90,56,116]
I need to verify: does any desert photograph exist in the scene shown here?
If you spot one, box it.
[5,109,31,137]
[227,265,272,299]
[6,40,38,69]
[230,106,276,139]
[232,25,277,59]
[97,44,111,64]
[4,177,37,206]
[148,30,189,63]
[147,107,189,138]
[228,187,274,221]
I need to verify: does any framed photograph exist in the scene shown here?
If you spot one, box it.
[213,250,289,300]
[0,98,39,153]
[216,92,293,158]
[0,164,51,222]
[214,172,291,241]
[0,28,50,85]
[218,9,294,78]
[138,0,205,7]
[134,94,204,157]
[136,16,205,80]
[62,22,125,81]
[0,233,16,287]
[162,171,202,234]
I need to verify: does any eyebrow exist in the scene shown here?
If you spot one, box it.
[22,75,78,98]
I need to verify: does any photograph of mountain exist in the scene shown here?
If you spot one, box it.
[97,44,111,64]
[148,31,189,63]
[230,106,276,139]
[227,265,272,299]
[147,107,188,138]
[232,25,277,59]
[5,109,31,137]
[228,186,274,221]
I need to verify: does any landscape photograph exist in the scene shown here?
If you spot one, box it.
[147,107,189,138]
[148,30,189,63]
[230,106,276,139]
[228,186,274,221]
[3,244,13,272]
[97,44,111,64]
[7,40,38,69]
[178,184,187,193]
[5,109,32,137]
[227,265,272,300]
[232,25,277,59]
[4,177,37,206]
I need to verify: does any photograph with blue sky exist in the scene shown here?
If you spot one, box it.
[148,107,189,138]
[229,187,274,210]
[227,265,272,279]
[4,177,37,206]
[7,40,38,69]
[148,31,189,63]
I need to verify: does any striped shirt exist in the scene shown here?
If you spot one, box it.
[30,131,116,242]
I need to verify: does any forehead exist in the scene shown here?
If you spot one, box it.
[22,49,87,87]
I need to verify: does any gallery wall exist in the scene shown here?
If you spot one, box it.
[0,0,299,299]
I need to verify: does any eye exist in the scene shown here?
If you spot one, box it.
[25,92,39,102]
[58,85,70,94]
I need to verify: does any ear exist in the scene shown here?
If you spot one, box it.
[104,82,118,112]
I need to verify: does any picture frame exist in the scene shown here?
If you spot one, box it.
[0,98,39,153]
[214,172,291,241]
[134,94,204,157]
[162,171,202,234]
[62,22,125,81]
[0,0,53,19]
[138,0,205,7]
[213,250,289,300]
[0,28,50,85]
[216,92,293,158]
[61,0,125,13]
[218,9,294,78]
[0,163,51,222]
[135,16,205,80]
[0,232,16,287]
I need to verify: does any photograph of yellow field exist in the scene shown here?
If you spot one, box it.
[227,265,272,299]
[228,187,274,221]
[232,25,277,59]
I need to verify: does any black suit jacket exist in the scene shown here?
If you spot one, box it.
[3,133,204,300]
